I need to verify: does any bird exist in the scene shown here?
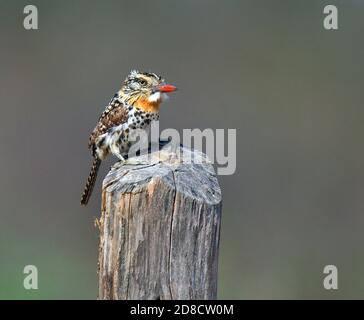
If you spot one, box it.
[80,70,177,206]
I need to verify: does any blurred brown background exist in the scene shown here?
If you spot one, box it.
[0,0,363,299]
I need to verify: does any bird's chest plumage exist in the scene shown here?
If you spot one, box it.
[105,108,159,158]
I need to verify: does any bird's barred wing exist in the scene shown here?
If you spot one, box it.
[88,98,129,149]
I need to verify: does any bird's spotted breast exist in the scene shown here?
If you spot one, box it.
[103,107,159,159]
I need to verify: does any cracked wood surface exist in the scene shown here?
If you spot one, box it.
[98,144,222,299]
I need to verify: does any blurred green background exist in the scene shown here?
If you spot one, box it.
[0,0,363,299]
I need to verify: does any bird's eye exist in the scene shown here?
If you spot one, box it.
[138,79,147,86]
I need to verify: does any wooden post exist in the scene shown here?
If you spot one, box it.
[97,143,222,299]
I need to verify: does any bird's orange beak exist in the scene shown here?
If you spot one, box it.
[157,84,177,93]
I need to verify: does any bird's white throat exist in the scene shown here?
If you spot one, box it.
[148,92,168,103]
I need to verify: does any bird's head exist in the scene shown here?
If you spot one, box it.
[120,70,177,112]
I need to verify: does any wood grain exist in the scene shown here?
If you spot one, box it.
[98,144,222,299]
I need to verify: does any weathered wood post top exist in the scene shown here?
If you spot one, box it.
[98,143,222,299]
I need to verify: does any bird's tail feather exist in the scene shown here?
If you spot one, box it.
[80,157,101,206]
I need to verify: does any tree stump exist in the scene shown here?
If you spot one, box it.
[98,143,222,299]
